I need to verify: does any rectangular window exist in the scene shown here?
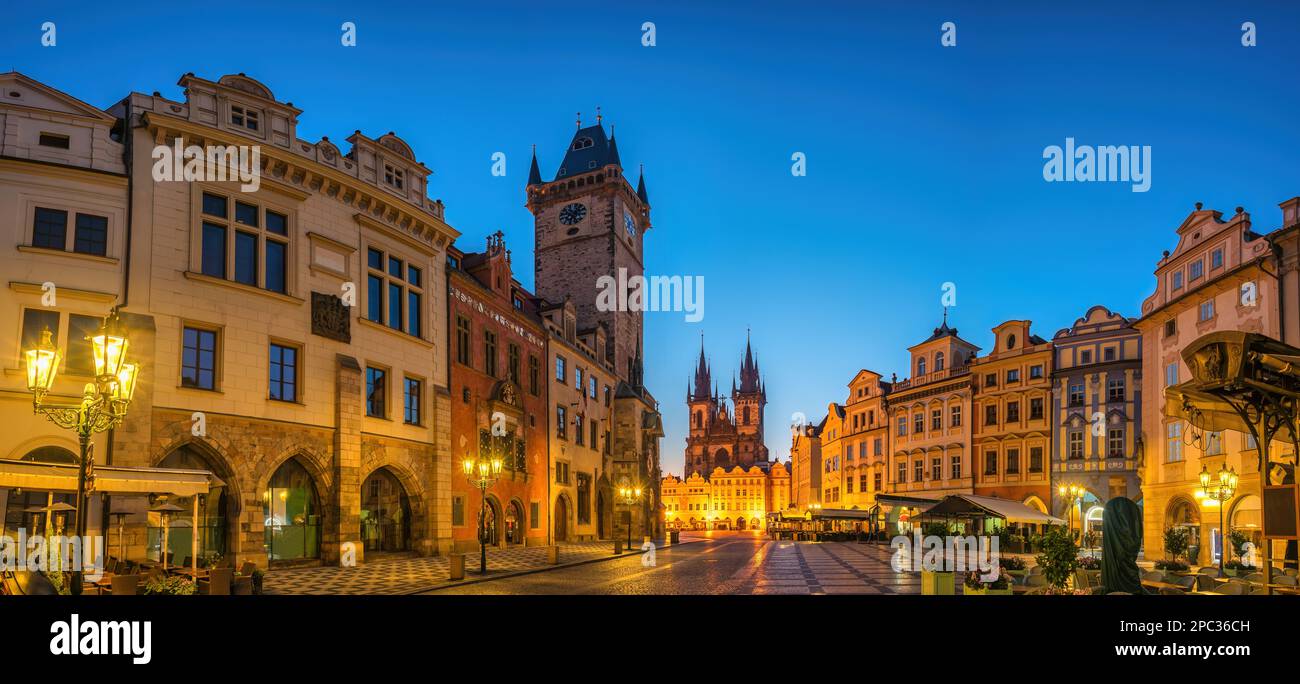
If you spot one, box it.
[38,132,70,149]
[984,373,997,388]
[21,309,60,362]
[1006,369,1020,383]
[1189,260,1204,281]
[268,343,298,402]
[897,460,907,483]
[931,457,942,481]
[914,460,923,482]
[230,104,260,131]
[874,438,882,456]
[63,314,99,375]
[555,461,570,485]
[985,405,998,426]
[1205,430,1223,456]
[575,414,585,446]
[528,355,539,395]
[556,405,567,440]
[366,367,387,418]
[1006,449,1020,474]
[1029,447,1043,473]
[32,207,67,250]
[201,193,289,293]
[1108,378,1126,402]
[846,477,854,494]
[456,316,472,366]
[1104,347,1116,361]
[181,326,218,390]
[365,246,422,336]
[931,409,941,431]
[1199,299,1215,322]
[508,344,520,386]
[1164,319,1177,338]
[575,367,584,391]
[950,405,961,427]
[73,214,108,256]
[1211,248,1224,270]
[588,375,597,399]
[1068,431,1084,459]
[951,455,962,480]
[1172,271,1184,290]
[1006,401,1019,423]
[1107,428,1124,457]
[1165,362,1178,388]
[483,330,498,377]
[556,355,566,382]
[1166,422,1183,462]
[404,377,422,425]
[896,416,907,436]
[874,472,882,492]
[577,474,592,523]
[985,451,998,476]
[1069,384,1084,406]
[1029,397,1044,420]
[913,413,924,434]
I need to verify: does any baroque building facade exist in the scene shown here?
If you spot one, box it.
[662,462,789,531]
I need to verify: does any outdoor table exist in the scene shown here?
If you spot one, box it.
[1141,579,1189,592]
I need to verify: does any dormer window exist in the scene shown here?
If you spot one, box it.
[230,105,260,131]
[917,357,927,376]
[384,164,405,190]
[573,137,593,151]
[38,132,70,149]
[1171,271,1184,290]
[1189,259,1204,282]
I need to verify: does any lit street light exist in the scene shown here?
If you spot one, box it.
[462,447,503,575]
[1200,463,1239,578]
[1057,484,1085,536]
[617,482,643,550]
[24,309,139,595]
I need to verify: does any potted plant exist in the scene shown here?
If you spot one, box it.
[1034,525,1080,592]
[918,521,954,594]
[1000,555,1028,581]
[1076,555,1101,570]
[141,575,197,595]
[1162,527,1191,574]
[251,567,266,595]
[1153,559,1190,573]
[963,568,1013,595]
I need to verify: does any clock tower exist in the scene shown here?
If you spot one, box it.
[526,117,651,381]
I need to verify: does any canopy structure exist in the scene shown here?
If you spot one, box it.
[0,459,224,496]
[922,494,1065,526]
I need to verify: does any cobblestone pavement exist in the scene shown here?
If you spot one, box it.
[433,532,925,595]
[263,539,640,595]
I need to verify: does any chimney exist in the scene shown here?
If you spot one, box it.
[1281,197,1300,228]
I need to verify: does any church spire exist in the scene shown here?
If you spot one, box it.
[739,328,760,393]
[636,164,649,204]
[527,144,542,186]
[692,333,711,400]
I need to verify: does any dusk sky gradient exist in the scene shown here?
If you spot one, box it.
[4,1,1298,476]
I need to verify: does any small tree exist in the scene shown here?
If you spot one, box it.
[1227,529,1252,567]
[1163,526,1191,563]
[1034,525,1080,590]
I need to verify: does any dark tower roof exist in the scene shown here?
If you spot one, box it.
[556,123,618,180]
[692,334,711,400]
[636,164,649,204]
[527,145,542,186]
[738,330,761,393]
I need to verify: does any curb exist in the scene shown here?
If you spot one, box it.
[407,537,709,595]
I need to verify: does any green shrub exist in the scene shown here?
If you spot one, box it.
[1034,525,1080,590]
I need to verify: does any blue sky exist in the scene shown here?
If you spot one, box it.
[4,1,1298,475]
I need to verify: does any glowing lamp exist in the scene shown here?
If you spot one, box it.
[111,363,140,403]
[89,316,130,378]
[24,327,61,393]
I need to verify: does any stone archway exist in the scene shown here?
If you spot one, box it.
[505,498,526,545]
[263,456,323,563]
[360,467,412,554]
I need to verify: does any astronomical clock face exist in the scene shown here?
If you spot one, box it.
[559,203,587,225]
[623,210,637,237]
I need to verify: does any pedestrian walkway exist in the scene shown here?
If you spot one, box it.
[726,540,921,595]
[264,540,631,595]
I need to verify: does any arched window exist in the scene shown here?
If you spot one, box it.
[934,352,945,372]
[743,406,750,424]
[156,445,232,562]
[1007,334,1017,350]
[264,458,321,562]
[917,357,927,376]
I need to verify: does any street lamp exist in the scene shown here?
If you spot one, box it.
[462,451,502,574]
[24,310,139,595]
[1200,463,1238,578]
[1057,484,1085,536]
[617,482,643,550]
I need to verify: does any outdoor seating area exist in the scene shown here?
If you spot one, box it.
[2,557,262,596]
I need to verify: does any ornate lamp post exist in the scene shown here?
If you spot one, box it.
[24,310,139,595]
[617,482,643,550]
[1200,463,1238,578]
[462,451,502,574]
[1057,484,1085,536]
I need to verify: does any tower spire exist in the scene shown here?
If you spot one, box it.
[527,144,542,186]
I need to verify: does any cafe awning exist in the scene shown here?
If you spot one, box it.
[923,494,1065,525]
[0,459,223,497]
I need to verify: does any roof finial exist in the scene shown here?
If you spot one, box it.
[596,106,602,125]
[576,112,582,129]
[942,306,948,325]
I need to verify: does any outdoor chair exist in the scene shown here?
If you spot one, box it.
[1175,575,1197,590]
[1158,587,1185,595]
[1212,582,1247,595]
[1141,570,1165,583]
[1242,572,1264,583]
[199,567,233,595]
[1283,568,1299,578]
[1273,574,1298,586]
[110,575,141,596]
[1193,574,1219,591]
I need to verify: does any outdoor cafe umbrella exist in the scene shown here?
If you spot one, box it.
[150,502,185,571]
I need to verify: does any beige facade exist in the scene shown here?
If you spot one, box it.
[1136,202,1288,564]
[789,419,822,510]
[841,370,890,510]
[888,317,979,498]
[662,462,789,531]
[0,73,129,542]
